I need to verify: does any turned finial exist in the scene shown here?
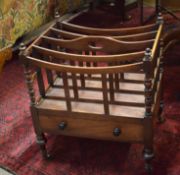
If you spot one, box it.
[19,43,28,61]
[19,43,26,51]
[54,9,60,19]
[156,13,164,24]
[19,43,29,61]
[144,48,152,61]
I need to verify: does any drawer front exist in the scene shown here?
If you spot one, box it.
[39,115,144,142]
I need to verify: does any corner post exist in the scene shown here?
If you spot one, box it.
[143,48,154,173]
[53,9,63,78]
[19,43,50,159]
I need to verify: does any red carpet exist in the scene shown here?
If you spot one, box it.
[0,5,180,175]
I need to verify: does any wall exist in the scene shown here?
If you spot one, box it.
[0,0,84,49]
[0,0,84,73]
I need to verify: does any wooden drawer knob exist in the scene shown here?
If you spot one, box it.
[113,128,121,136]
[58,121,67,130]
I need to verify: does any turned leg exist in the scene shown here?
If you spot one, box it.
[20,45,51,160]
[143,148,154,174]
[36,134,51,159]
[31,107,51,159]
[143,120,155,174]
[143,48,155,173]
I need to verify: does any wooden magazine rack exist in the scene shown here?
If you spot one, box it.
[19,12,164,173]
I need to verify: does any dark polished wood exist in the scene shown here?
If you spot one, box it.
[19,13,164,173]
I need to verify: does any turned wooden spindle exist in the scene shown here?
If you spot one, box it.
[19,43,36,106]
[143,48,153,117]
[19,43,50,159]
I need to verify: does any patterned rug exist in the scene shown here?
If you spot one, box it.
[0,5,180,175]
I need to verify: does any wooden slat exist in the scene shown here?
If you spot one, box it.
[114,30,157,41]
[38,98,145,118]
[72,73,79,100]
[102,74,109,115]
[115,73,120,90]
[50,27,85,38]
[62,72,71,111]
[79,61,85,88]
[53,76,145,95]
[70,61,79,100]
[109,73,115,101]
[41,35,154,54]
[36,68,45,97]
[45,56,54,86]
[50,27,157,41]
[23,56,143,74]
[32,45,145,63]
[120,73,125,80]
[60,21,157,35]
[91,43,98,67]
